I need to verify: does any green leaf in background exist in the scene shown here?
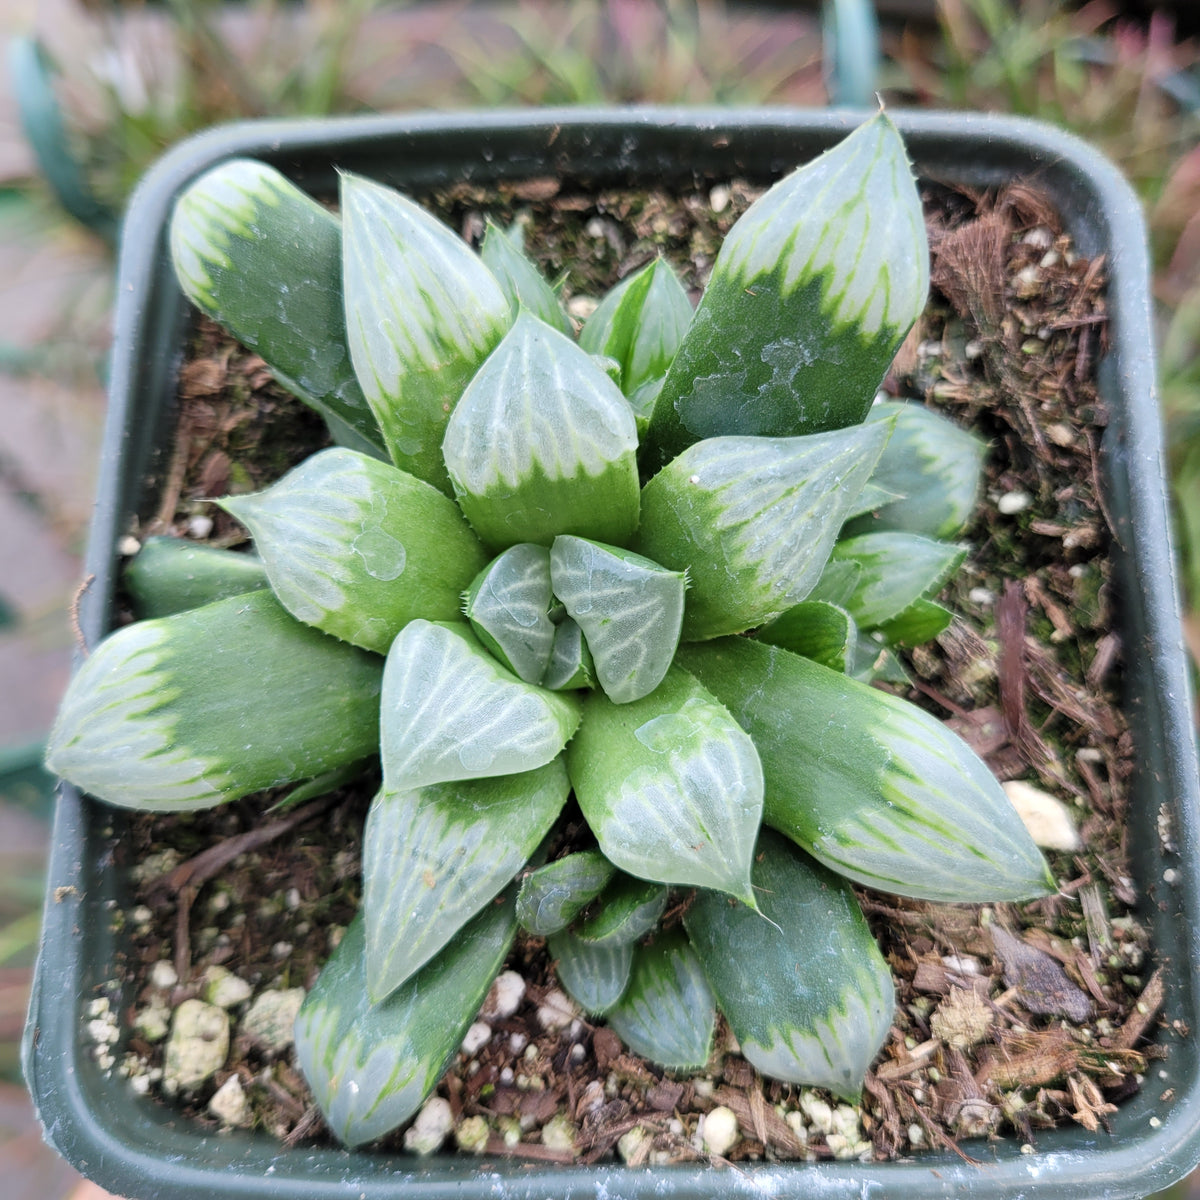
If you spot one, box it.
[123,537,269,619]
[45,591,382,811]
[294,901,515,1148]
[843,401,985,539]
[480,219,572,335]
[806,557,862,607]
[635,423,889,640]
[873,597,954,647]
[516,848,616,936]
[685,830,894,1100]
[576,875,668,946]
[567,666,763,903]
[644,113,928,468]
[541,617,596,691]
[579,257,693,397]
[341,172,511,491]
[363,759,568,1001]
[549,535,685,703]
[463,543,556,683]
[831,531,965,629]
[443,312,640,549]
[678,637,1053,902]
[169,159,383,456]
[219,448,487,654]
[548,928,633,1015]
[605,930,715,1071]
[380,620,580,792]
[756,599,858,673]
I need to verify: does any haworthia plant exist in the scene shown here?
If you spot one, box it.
[219,448,488,654]
[46,114,1056,1149]
[123,537,269,619]
[643,113,929,468]
[169,159,383,456]
[46,591,382,811]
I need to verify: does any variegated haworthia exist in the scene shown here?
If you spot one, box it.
[45,116,1058,1149]
[219,448,488,654]
[643,112,929,468]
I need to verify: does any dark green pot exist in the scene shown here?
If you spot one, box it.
[23,107,1200,1199]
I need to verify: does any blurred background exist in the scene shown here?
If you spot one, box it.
[0,2,1194,1198]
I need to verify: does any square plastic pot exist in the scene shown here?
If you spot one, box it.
[23,107,1200,1199]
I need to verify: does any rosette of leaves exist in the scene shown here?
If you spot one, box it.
[46,114,1052,1149]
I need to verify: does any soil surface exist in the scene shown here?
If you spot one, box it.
[84,170,1160,1166]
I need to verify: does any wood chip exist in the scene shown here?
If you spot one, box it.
[989,925,1092,1022]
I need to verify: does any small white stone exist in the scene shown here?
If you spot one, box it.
[541,1114,577,1152]
[1040,250,1062,269]
[456,1115,490,1154]
[618,1125,650,1164]
[118,535,142,557]
[693,1078,714,1099]
[150,960,178,991]
[800,1093,834,1134]
[134,1000,171,1043]
[1002,780,1083,851]
[270,941,294,960]
[187,514,214,539]
[404,1096,454,1155]
[461,1021,491,1056]
[968,587,995,606]
[785,1111,807,1142]
[499,1066,514,1085]
[87,1018,119,1045]
[1022,227,1053,250]
[87,997,110,1018]
[240,987,306,1053]
[208,1075,253,1128]
[908,1122,925,1147]
[709,184,731,213]
[202,966,253,1009]
[131,905,153,925]
[481,970,526,1020]
[569,1043,586,1063]
[997,490,1032,515]
[964,339,984,361]
[536,988,578,1032]
[701,1106,740,1156]
[129,1073,151,1096]
[1164,868,1178,884]
[508,1032,528,1055]
[566,295,598,321]
[163,1000,230,1092]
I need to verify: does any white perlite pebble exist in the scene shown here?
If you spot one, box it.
[702,1106,740,1156]
[149,960,179,991]
[997,490,1031,515]
[240,987,306,1053]
[202,966,253,1009]
[404,1096,454,1155]
[456,1115,490,1154]
[541,1114,577,1152]
[164,1000,230,1093]
[134,1000,171,1044]
[536,988,578,1032]
[208,1075,253,1128]
[1002,780,1083,851]
[462,1021,492,1057]
[481,970,526,1020]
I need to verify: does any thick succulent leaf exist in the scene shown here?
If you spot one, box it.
[579,258,693,396]
[549,929,633,1015]
[843,401,985,540]
[807,557,862,607]
[169,159,382,455]
[576,876,668,946]
[463,543,556,683]
[480,219,572,335]
[685,830,894,1100]
[566,665,763,903]
[831,531,965,629]
[124,537,268,619]
[220,448,487,654]
[843,480,904,522]
[443,312,640,550]
[604,930,715,1071]
[516,849,615,936]
[677,637,1054,901]
[874,598,954,647]
[294,902,515,1148]
[46,591,382,811]
[541,618,596,691]
[756,600,858,673]
[644,113,929,468]
[381,620,580,792]
[364,759,569,1001]
[341,173,510,491]
[550,535,685,703]
[635,424,889,640]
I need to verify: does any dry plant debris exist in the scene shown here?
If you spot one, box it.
[82,172,1164,1165]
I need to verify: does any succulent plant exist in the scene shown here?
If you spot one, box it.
[46,113,1053,1149]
